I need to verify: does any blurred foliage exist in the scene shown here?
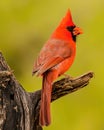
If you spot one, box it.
[0,0,104,130]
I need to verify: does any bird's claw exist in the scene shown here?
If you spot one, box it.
[63,74,73,80]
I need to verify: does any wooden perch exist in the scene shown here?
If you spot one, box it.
[0,52,93,130]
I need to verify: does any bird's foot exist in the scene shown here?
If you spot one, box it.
[63,73,73,80]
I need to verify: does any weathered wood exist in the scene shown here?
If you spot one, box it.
[0,52,94,130]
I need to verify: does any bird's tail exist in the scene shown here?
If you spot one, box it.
[39,71,57,126]
[39,72,52,126]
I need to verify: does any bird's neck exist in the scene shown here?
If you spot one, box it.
[51,27,74,41]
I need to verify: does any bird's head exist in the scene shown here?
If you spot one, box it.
[59,9,83,41]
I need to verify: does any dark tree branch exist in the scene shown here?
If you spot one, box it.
[0,52,94,130]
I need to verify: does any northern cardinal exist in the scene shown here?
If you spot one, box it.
[32,9,82,126]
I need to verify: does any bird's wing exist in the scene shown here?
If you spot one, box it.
[32,39,73,76]
[34,56,64,76]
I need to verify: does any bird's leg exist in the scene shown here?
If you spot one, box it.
[63,73,73,80]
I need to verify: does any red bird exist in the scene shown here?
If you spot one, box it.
[32,9,82,126]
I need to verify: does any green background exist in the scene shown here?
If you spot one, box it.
[0,0,104,130]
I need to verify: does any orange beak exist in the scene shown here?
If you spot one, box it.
[73,27,83,36]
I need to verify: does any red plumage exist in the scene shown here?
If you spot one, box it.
[32,9,82,126]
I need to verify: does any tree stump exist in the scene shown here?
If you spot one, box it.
[0,52,93,130]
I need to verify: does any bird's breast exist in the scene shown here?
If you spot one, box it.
[54,43,76,76]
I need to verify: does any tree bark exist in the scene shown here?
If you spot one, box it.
[0,52,94,130]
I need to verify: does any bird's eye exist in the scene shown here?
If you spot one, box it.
[66,26,76,32]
